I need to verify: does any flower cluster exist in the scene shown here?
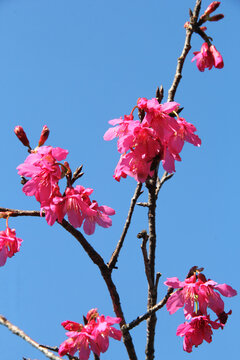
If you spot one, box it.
[0,222,22,266]
[16,126,115,235]
[191,2,224,72]
[59,308,122,360]
[104,98,201,182]
[164,267,237,352]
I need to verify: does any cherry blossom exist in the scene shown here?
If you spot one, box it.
[59,309,121,360]
[192,42,223,71]
[105,98,201,181]
[0,226,23,266]
[176,315,221,353]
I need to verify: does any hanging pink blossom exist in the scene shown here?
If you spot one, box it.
[164,272,237,319]
[59,309,122,360]
[105,98,201,181]
[176,315,221,353]
[192,42,223,71]
[0,227,22,266]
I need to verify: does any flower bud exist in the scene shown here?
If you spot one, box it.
[14,126,30,148]
[204,1,221,16]
[208,14,224,21]
[200,26,207,32]
[86,308,99,322]
[38,125,50,146]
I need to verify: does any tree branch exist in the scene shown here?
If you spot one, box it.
[108,182,143,271]
[0,315,62,360]
[122,287,174,332]
[0,208,138,360]
[167,0,202,102]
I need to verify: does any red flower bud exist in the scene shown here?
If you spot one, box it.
[204,1,221,16]
[14,126,30,148]
[38,125,50,146]
[208,14,224,22]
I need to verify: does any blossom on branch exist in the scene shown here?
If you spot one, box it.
[176,315,222,353]
[17,145,68,203]
[192,42,224,71]
[0,226,22,266]
[104,98,201,181]
[164,268,237,352]
[59,309,122,360]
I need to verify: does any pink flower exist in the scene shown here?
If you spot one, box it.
[176,315,221,353]
[164,272,237,319]
[17,145,68,203]
[92,315,122,353]
[82,200,115,235]
[0,227,22,266]
[209,45,224,68]
[192,42,223,71]
[105,98,201,181]
[59,309,122,360]
[42,185,115,235]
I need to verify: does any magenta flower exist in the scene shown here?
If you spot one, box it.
[164,272,237,319]
[0,227,23,266]
[105,98,201,182]
[192,42,224,71]
[42,185,115,235]
[59,309,122,360]
[83,200,116,236]
[176,315,221,353]
[17,145,68,203]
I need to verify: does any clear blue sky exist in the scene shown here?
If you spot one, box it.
[0,0,239,359]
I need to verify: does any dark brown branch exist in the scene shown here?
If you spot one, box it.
[145,172,158,360]
[122,288,174,332]
[108,182,143,271]
[0,208,138,360]
[0,315,62,360]
[167,0,202,102]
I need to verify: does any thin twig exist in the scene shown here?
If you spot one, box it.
[167,0,202,102]
[39,345,78,360]
[108,182,143,271]
[155,172,174,199]
[122,288,174,332]
[0,315,62,360]
[138,230,153,289]
[136,202,149,207]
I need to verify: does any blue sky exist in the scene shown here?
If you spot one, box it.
[0,0,239,359]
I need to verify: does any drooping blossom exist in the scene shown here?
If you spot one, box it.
[41,185,115,235]
[176,315,222,353]
[164,268,237,352]
[164,271,237,319]
[192,42,224,71]
[59,309,122,360]
[0,226,22,266]
[17,145,68,203]
[104,98,201,181]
